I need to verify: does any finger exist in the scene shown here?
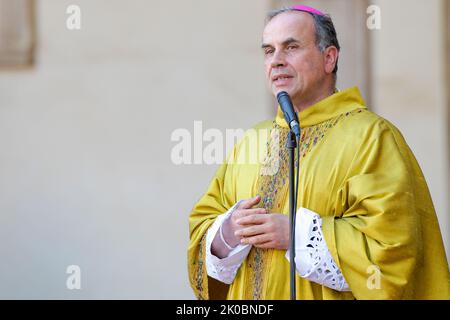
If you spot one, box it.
[239,195,261,209]
[234,225,266,238]
[240,233,272,246]
[233,208,267,219]
[254,241,276,249]
[236,214,267,225]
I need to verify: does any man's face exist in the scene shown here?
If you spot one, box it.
[262,11,329,106]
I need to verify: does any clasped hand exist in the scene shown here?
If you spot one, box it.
[223,195,289,250]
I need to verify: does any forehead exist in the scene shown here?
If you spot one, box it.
[262,11,315,44]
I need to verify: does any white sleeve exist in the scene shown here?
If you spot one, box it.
[285,207,351,292]
[205,201,252,284]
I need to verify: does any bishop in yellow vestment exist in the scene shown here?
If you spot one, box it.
[188,6,449,300]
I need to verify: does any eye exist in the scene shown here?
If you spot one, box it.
[287,45,298,50]
[264,48,274,56]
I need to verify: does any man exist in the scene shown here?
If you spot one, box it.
[188,5,449,299]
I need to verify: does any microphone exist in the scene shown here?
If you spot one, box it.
[276,91,300,137]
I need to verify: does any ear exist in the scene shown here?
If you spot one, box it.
[323,46,339,75]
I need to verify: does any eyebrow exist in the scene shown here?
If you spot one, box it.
[261,37,300,49]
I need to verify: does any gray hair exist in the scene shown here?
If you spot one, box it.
[266,7,340,75]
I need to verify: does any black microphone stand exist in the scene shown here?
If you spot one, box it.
[276,91,301,300]
[286,130,300,300]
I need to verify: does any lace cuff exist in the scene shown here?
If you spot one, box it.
[286,207,350,292]
[205,201,251,284]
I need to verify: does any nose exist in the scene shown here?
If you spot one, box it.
[270,50,286,68]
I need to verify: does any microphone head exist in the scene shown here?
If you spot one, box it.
[276,91,301,137]
[276,91,289,102]
[276,91,294,118]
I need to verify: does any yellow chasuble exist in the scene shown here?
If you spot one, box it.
[188,87,450,300]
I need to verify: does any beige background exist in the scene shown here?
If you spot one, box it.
[0,0,448,299]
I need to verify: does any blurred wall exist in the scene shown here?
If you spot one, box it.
[0,0,271,299]
[0,0,447,299]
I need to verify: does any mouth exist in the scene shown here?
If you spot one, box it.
[272,74,293,85]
